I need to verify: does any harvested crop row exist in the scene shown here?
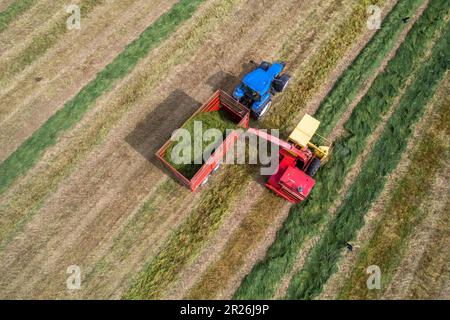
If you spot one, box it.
[315,72,450,300]
[286,18,450,299]
[337,79,450,299]
[404,201,450,299]
[312,0,426,137]
[0,0,177,163]
[0,0,205,196]
[124,165,253,299]
[0,0,105,88]
[235,0,448,299]
[0,0,71,54]
[0,0,35,33]
[81,178,196,298]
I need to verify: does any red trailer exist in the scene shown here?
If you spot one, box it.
[155,90,250,191]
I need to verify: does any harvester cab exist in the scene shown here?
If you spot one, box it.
[232,61,290,119]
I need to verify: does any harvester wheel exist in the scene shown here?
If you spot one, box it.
[306,158,321,177]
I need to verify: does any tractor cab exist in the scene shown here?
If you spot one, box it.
[233,61,290,119]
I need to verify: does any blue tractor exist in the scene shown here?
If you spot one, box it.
[232,61,290,119]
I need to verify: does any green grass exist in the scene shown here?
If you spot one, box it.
[0,0,105,84]
[0,0,205,195]
[338,75,450,299]
[263,0,386,131]
[234,0,449,299]
[285,18,450,300]
[0,0,35,33]
[313,0,425,137]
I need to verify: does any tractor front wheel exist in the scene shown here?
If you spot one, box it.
[256,100,272,119]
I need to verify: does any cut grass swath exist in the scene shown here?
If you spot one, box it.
[0,0,35,33]
[313,0,425,137]
[0,0,105,85]
[338,76,450,299]
[286,20,450,300]
[0,0,205,195]
[263,0,389,131]
[124,165,254,299]
[235,0,448,299]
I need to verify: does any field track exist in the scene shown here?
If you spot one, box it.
[0,0,448,300]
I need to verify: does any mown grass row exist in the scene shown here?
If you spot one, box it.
[235,0,448,299]
[313,0,425,136]
[406,201,450,298]
[0,0,105,85]
[125,0,387,299]
[0,0,205,195]
[0,0,35,33]
[263,0,389,131]
[337,77,450,299]
[124,165,254,299]
[286,18,450,300]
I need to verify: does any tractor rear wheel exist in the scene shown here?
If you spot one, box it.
[306,158,321,177]
[273,74,291,92]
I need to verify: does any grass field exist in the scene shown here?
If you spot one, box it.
[0,0,448,300]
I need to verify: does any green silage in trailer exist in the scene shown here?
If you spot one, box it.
[164,110,238,179]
